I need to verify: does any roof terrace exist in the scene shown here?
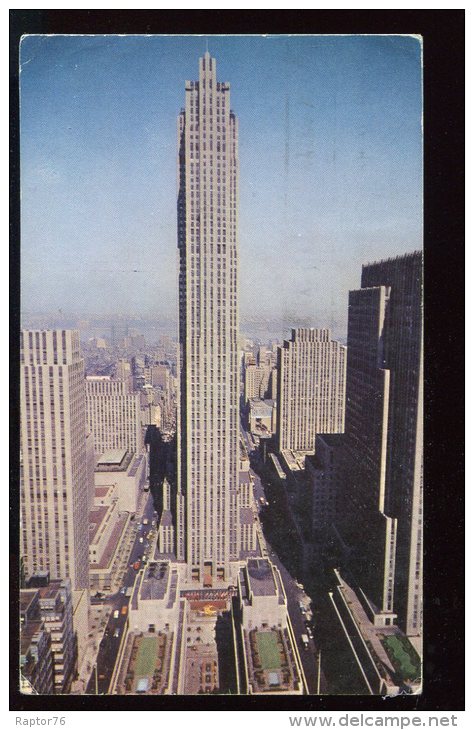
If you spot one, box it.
[244,627,302,694]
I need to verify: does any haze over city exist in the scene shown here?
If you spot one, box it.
[19,37,423,699]
[21,34,422,333]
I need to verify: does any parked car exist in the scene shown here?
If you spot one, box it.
[121,605,128,615]
[113,610,119,619]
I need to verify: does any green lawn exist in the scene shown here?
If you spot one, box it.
[135,636,159,677]
[382,635,421,681]
[256,632,281,670]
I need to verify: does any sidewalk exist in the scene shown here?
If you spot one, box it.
[73,604,112,692]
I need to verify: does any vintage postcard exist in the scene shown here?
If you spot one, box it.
[14,26,435,711]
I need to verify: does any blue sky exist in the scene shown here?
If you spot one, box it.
[20,34,422,334]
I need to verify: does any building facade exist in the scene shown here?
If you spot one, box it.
[85,376,143,457]
[336,252,423,637]
[306,434,344,536]
[277,328,346,454]
[20,590,54,695]
[176,52,240,583]
[20,330,89,591]
[24,576,77,694]
[244,364,272,403]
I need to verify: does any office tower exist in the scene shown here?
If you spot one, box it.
[306,433,343,536]
[176,52,240,583]
[337,252,423,637]
[116,358,132,384]
[20,590,54,695]
[277,328,346,454]
[85,376,143,456]
[244,363,271,403]
[20,330,89,591]
[25,576,77,693]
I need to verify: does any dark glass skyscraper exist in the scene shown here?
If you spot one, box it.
[337,252,423,637]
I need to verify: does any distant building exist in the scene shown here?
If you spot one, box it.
[86,376,143,456]
[20,330,90,592]
[277,328,346,455]
[130,333,146,350]
[89,337,108,349]
[244,364,271,403]
[268,367,278,401]
[116,358,133,387]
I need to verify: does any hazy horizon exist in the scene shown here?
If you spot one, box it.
[20,34,422,332]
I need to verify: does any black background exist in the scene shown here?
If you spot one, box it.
[10,9,465,713]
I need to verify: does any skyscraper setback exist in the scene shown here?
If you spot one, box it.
[176,53,240,584]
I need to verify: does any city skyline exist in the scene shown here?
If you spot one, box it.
[18,38,424,698]
[20,34,422,332]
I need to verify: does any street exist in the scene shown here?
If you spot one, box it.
[247,442,328,694]
[86,492,157,694]
[86,430,326,695]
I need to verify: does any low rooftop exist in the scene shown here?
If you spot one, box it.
[95,486,112,498]
[89,505,109,543]
[249,399,274,417]
[139,561,170,601]
[20,620,45,655]
[91,514,128,570]
[20,590,38,616]
[96,449,133,472]
[247,558,276,597]
[280,449,302,472]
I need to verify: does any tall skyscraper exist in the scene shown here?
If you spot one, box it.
[336,252,423,637]
[277,328,346,454]
[20,330,89,591]
[176,52,240,584]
